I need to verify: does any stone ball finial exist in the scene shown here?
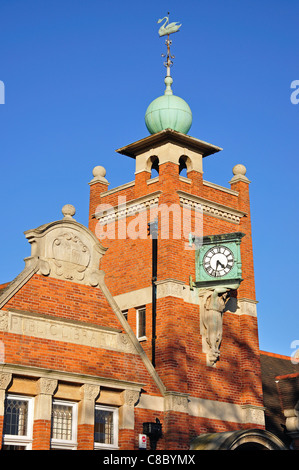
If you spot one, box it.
[92,166,106,178]
[62,204,76,219]
[232,164,247,176]
[230,164,250,184]
[90,165,109,185]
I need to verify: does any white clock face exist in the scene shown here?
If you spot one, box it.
[203,245,234,277]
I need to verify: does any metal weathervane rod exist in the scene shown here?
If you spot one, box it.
[157,12,182,77]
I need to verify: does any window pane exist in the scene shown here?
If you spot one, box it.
[138,308,146,338]
[94,409,114,444]
[51,404,73,440]
[4,399,28,436]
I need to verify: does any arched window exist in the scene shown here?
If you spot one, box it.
[149,156,159,178]
[179,155,191,177]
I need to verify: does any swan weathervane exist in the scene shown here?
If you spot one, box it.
[157,14,182,37]
[157,13,182,77]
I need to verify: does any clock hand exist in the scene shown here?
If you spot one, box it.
[216,260,225,270]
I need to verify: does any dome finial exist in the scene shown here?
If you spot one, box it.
[144,14,192,135]
[164,76,173,96]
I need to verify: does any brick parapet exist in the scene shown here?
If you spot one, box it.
[230,178,256,301]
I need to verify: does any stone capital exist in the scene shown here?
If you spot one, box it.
[80,383,100,402]
[164,391,189,413]
[119,389,140,431]
[78,385,100,426]
[121,389,140,407]
[37,377,58,395]
[0,372,12,390]
[241,404,265,426]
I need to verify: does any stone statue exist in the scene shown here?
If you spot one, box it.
[202,285,239,366]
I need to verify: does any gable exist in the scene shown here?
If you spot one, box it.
[0,205,165,397]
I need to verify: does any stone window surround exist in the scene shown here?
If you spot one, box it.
[0,365,144,447]
[136,306,147,342]
[0,360,265,432]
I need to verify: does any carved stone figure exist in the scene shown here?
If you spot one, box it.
[202,285,238,366]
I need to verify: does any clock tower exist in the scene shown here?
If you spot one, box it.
[88,20,265,449]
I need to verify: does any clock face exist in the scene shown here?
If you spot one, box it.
[203,245,235,277]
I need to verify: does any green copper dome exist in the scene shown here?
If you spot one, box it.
[145,76,192,135]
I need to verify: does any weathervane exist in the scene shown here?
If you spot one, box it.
[157,13,182,77]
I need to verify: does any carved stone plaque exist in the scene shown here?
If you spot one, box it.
[52,232,91,281]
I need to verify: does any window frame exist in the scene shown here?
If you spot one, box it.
[2,394,34,450]
[50,399,78,450]
[136,306,147,341]
[94,405,119,450]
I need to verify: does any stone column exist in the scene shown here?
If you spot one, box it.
[285,406,299,450]
[0,373,12,449]
[77,384,100,450]
[164,391,189,450]
[32,378,57,450]
[119,389,140,450]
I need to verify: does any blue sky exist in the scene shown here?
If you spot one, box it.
[0,0,298,358]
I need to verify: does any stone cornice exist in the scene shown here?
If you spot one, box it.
[177,190,246,224]
[116,129,222,159]
[93,191,162,224]
[203,180,239,196]
[0,363,144,392]
[99,180,135,197]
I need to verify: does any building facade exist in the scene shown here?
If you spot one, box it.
[0,25,297,451]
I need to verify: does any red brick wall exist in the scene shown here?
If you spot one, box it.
[118,429,135,450]
[87,154,264,440]
[1,275,161,397]
[0,144,264,450]
[0,416,3,449]
[32,420,51,450]
[77,424,94,450]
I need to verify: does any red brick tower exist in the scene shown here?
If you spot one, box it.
[86,22,271,449]
[87,17,289,448]
[88,124,266,448]
[0,19,287,451]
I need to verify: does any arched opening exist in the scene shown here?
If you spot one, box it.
[234,442,268,451]
[179,155,191,177]
[190,429,287,451]
[149,156,159,178]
